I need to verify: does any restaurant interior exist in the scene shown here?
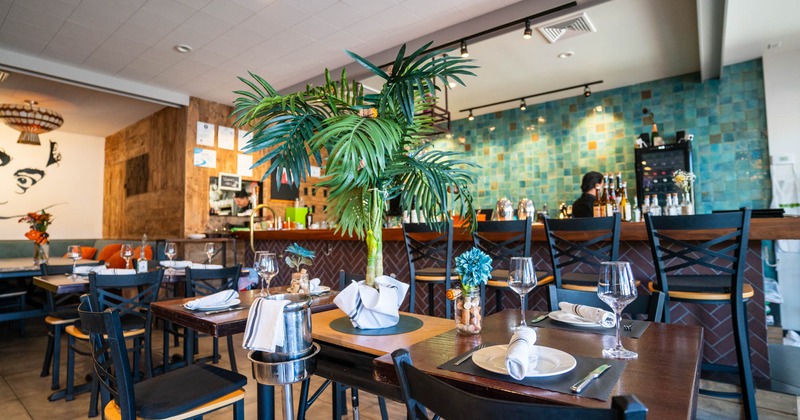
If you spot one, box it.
[2,0,800,419]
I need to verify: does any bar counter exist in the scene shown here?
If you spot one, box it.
[237,216,800,380]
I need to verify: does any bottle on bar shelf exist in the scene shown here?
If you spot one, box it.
[633,197,642,222]
[136,233,148,273]
[650,195,661,216]
[603,175,613,217]
[615,173,623,209]
[621,182,631,222]
[305,206,313,228]
[642,195,651,216]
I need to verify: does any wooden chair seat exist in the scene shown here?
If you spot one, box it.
[648,281,755,301]
[559,272,643,292]
[45,315,80,325]
[414,267,459,282]
[66,324,145,340]
[103,388,245,420]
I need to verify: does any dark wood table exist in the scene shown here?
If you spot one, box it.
[372,310,704,419]
[150,289,339,420]
[33,274,89,295]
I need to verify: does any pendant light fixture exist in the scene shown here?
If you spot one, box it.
[520,99,527,111]
[461,80,602,121]
[467,110,475,121]
[523,19,533,39]
[0,100,64,145]
[460,40,469,58]
[583,85,592,97]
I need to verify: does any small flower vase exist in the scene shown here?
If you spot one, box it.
[33,242,50,265]
[454,288,482,335]
[681,192,695,215]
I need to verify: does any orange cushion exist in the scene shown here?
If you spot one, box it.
[63,247,98,259]
[97,244,122,263]
[105,245,153,269]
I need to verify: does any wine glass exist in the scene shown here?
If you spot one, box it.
[120,244,134,269]
[255,252,279,297]
[165,242,177,262]
[597,261,638,359]
[67,245,82,280]
[508,257,537,329]
[204,242,216,264]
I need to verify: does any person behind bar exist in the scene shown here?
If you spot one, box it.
[572,171,604,218]
[233,190,253,216]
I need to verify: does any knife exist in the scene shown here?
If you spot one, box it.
[530,314,548,324]
[205,305,248,315]
[570,364,611,393]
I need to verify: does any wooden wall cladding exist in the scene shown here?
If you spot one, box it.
[103,106,186,239]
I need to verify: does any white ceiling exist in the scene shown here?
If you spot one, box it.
[0,0,799,137]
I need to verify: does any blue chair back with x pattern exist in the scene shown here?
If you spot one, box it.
[402,222,454,267]
[544,214,621,287]
[472,218,532,263]
[185,265,242,298]
[88,270,163,324]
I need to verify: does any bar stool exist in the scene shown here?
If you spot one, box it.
[645,209,756,419]
[472,217,549,314]
[543,214,621,291]
[402,221,457,319]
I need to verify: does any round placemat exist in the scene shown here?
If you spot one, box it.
[329,315,424,336]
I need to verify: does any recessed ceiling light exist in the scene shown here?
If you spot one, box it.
[175,44,193,53]
[767,42,782,50]
[0,71,8,83]
[557,51,574,59]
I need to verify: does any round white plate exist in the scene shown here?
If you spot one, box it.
[286,286,331,294]
[548,310,606,328]
[188,233,206,239]
[184,299,240,311]
[472,344,576,378]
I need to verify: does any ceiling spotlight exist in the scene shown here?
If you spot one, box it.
[523,20,532,39]
[0,71,9,83]
[460,40,469,58]
[468,109,474,121]
[557,51,574,59]
[174,44,193,53]
[583,85,591,97]
[520,99,527,111]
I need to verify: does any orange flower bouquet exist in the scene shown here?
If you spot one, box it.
[19,210,54,244]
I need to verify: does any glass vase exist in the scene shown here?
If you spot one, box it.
[33,242,50,265]
[681,192,695,215]
[454,288,482,335]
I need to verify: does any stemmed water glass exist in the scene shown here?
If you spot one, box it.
[255,251,279,297]
[204,242,216,264]
[120,244,133,269]
[165,242,177,262]
[67,245,82,280]
[508,256,537,330]
[597,261,638,359]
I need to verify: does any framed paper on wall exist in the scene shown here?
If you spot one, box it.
[218,173,242,191]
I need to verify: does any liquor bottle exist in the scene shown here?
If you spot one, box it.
[652,123,663,146]
[642,195,651,215]
[593,198,603,218]
[614,173,623,210]
[632,197,642,222]
[305,206,313,228]
[604,183,614,217]
[621,182,631,222]
[651,195,661,216]
[136,233,148,273]
[599,177,609,217]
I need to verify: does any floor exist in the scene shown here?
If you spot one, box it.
[0,322,798,420]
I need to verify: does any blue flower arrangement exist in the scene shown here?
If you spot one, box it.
[285,243,315,272]
[453,247,493,292]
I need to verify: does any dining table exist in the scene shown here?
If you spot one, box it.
[371,309,704,419]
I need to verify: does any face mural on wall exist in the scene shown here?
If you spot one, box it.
[0,139,62,220]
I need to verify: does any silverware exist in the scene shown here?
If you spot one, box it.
[570,364,611,393]
[454,344,487,365]
[530,314,548,324]
[623,323,633,331]
[205,305,248,315]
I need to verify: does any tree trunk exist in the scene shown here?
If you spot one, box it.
[365,189,385,287]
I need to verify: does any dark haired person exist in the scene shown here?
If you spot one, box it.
[571,171,604,218]
[233,190,253,216]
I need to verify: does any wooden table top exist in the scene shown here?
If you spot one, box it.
[372,310,703,419]
[0,258,94,277]
[310,309,455,357]
[33,275,88,295]
[151,289,338,337]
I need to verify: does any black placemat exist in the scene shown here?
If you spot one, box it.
[535,318,650,339]
[439,345,627,401]
[329,315,423,336]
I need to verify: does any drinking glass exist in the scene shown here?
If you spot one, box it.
[67,245,82,280]
[165,242,177,262]
[255,252,279,297]
[120,244,134,269]
[597,261,638,359]
[508,257,537,329]
[204,242,216,264]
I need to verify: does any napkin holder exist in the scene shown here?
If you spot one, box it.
[334,275,409,329]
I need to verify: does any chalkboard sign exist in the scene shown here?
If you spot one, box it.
[218,173,242,191]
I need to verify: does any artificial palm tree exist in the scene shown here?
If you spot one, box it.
[232,42,479,287]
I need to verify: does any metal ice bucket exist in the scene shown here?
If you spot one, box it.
[494,198,514,221]
[517,198,535,221]
[265,293,313,359]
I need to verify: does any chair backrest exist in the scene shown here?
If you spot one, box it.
[338,271,362,291]
[472,218,532,266]
[644,209,751,296]
[402,221,455,277]
[88,270,163,324]
[77,295,137,420]
[185,264,242,297]
[546,285,665,322]
[391,349,647,420]
[543,214,621,287]
[40,261,103,276]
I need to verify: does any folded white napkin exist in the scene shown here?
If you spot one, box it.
[310,278,321,291]
[333,275,410,329]
[190,263,224,269]
[184,290,238,310]
[559,302,616,327]
[160,260,192,268]
[242,297,290,352]
[87,267,136,275]
[505,327,538,380]
[73,265,105,275]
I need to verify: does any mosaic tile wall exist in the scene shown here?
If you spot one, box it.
[437,59,770,215]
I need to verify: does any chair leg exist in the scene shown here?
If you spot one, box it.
[351,387,360,420]
[331,382,344,420]
[88,371,99,417]
[495,289,503,313]
[427,283,435,317]
[213,336,221,364]
[408,280,416,314]
[40,327,54,378]
[297,378,310,420]
[65,334,76,402]
[378,396,389,420]
[51,325,64,390]
[227,335,238,373]
[145,330,153,379]
[234,398,244,420]
[163,321,171,373]
[734,300,757,420]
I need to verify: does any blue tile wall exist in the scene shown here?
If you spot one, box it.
[435,60,769,215]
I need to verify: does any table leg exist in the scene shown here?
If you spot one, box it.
[257,383,275,420]
[283,384,294,420]
[222,242,228,267]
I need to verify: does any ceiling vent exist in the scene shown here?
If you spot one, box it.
[536,12,596,44]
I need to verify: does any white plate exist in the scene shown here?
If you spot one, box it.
[183,299,240,311]
[285,286,331,295]
[472,345,577,378]
[548,310,607,328]
[188,233,206,239]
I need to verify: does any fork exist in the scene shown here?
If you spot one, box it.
[454,343,488,365]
